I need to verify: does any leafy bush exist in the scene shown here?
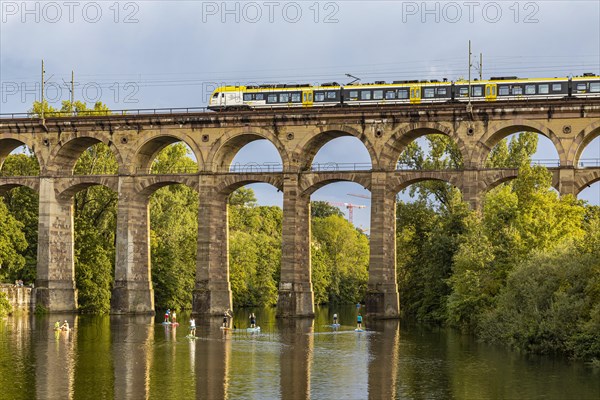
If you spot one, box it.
[0,292,13,316]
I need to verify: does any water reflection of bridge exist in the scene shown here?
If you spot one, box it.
[15,315,401,399]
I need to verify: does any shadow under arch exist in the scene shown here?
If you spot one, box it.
[571,121,600,165]
[300,174,372,197]
[133,133,203,174]
[473,120,563,166]
[50,135,124,174]
[0,137,40,173]
[298,126,376,171]
[382,123,467,170]
[206,127,288,172]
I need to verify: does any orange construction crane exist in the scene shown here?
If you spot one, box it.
[327,201,367,224]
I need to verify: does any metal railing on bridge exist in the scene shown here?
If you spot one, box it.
[0,107,211,120]
[3,159,600,179]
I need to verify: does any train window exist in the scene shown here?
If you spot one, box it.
[212,92,220,98]
[538,84,549,94]
[385,91,396,99]
[243,94,253,101]
[472,86,483,96]
[512,86,523,95]
[326,91,337,99]
[499,86,509,95]
[255,93,264,100]
[424,88,435,98]
[397,89,408,99]
[373,90,384,100]
[552,83,562,91]
[291,93,301,102]
[349,90,358,100]
[315,92,325,102]
[590,82,600,92]
[361,91,372,100]
[267,94,278,103]
[525,85,536,95]
[438,88,447,95]
[459,87,468,96]
[281,93,290,102]
[577,83,587,91]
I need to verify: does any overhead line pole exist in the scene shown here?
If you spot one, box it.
[41,60,45,123]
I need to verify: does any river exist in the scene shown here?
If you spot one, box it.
[1,305,598,399]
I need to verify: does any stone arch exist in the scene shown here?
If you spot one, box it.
[56,178,119,201]
[571,120,600,166]
[135,175,200,199]
[297,125,377,171]
[381,122,468,170]
[481,170,519,193]
[575,170,600,196]
[389,171,462,194]
[471,120,563,167]
[133,132,204,174]
[0,136,41,172]
[215,175,284,196]
[0,179,40,195]
[300,173,372,197]
[206,127,288,172]
[49,133,125,175]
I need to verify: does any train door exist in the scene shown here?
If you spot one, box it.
[302,90,313,107]
[410,86,421,104]
[485,84,497,101]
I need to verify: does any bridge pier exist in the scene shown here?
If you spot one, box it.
[365,173,399,319]
[111,180,154,314]
[193,181,233,316]
[36,178,78,312]
[277,174,314,318]
[556,166,577,197]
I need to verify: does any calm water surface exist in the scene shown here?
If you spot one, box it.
[1,306,598,399]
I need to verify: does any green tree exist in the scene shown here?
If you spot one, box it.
[312,215,369,304]
[149,143,199,309]
[0,151,40,283]
[0,199,28,283]
[311,201,344,219]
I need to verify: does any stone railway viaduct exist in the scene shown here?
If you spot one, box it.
[1,99,599,318]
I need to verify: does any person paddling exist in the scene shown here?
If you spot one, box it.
[189,318,196,337]
[357,313,363,329]
[60,320,70,331]
[223,310,232,328]
[249,313,256,328]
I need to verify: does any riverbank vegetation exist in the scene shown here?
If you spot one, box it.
[0,100,597,359]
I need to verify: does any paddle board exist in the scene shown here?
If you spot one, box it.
[247,326,261,332]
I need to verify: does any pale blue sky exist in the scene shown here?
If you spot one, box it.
[1,1,599,226]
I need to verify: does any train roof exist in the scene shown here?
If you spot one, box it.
[211,74,599,93]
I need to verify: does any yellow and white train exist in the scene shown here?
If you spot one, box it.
[208,74,600,110]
